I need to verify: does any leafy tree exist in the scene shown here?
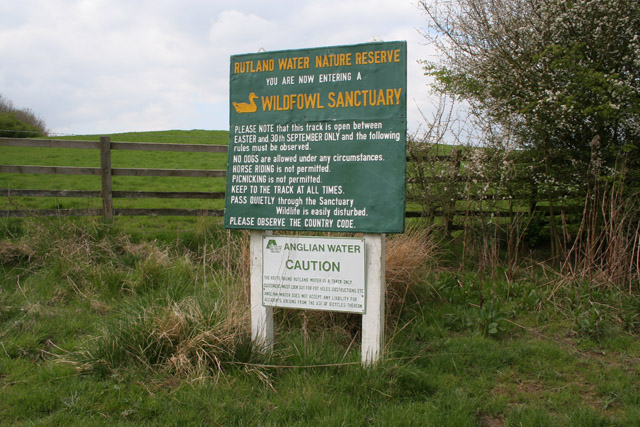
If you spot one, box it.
[419,0,640,179]
[0,95,48,137]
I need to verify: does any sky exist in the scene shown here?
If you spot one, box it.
[0,0,439,136]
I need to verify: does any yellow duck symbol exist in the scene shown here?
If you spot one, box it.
[232,92,258,113]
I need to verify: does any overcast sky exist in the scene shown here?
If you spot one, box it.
[0,0,438,136]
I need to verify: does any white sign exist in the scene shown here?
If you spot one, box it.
[262,236,366,313]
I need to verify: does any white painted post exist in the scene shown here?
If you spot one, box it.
[362,233,386,365]
[250,230,274,351]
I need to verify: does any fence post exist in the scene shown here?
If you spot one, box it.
[528,176,538,215]
[444,149,461,235]
[100,136,113,221]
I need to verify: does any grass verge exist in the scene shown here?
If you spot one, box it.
[1,217,640,425]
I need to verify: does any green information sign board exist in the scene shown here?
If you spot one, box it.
[224,41,407,233]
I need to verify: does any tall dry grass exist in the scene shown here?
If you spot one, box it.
[562,142,640,291]
[385,226,439,313]
[83,293,250,379]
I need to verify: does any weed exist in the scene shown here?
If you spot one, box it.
[477,301,507,337]
[433,272,467,303]
[573,304,607,339]
[442,305,475,332]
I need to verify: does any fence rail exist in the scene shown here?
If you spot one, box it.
[0,208,226,217]
[0,137,227,153]
[1,189,225,199]
[0,165,226,178]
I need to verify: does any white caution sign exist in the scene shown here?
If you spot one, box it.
[262,236,366,313]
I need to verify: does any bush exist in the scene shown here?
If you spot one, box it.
[0,94,48,137]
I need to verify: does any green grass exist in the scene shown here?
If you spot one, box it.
[1,216,640,425]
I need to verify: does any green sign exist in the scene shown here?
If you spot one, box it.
[224,41,407,233]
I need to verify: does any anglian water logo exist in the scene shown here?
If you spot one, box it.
[265,239,282,253]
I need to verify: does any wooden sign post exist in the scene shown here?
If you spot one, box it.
[250,230,273,351]
[362,233,385,365]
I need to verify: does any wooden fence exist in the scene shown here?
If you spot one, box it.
[0,136,227,219]
[0,136,579,230]
[404,146,588,234]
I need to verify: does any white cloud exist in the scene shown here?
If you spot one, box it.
[209,10,280,56]
[0,0,438,135]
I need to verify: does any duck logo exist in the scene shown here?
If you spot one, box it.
[265,239,281,253]
[232,92,258,114]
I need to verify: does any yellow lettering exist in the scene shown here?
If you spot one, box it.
[279,57,310,70]
[327,92,336,108]
[315,53,352,68]
[386,89,394,105]
[354,49,401,65]
[234,59,274,74]
[345,91,354,108]
[258,88,400,112]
